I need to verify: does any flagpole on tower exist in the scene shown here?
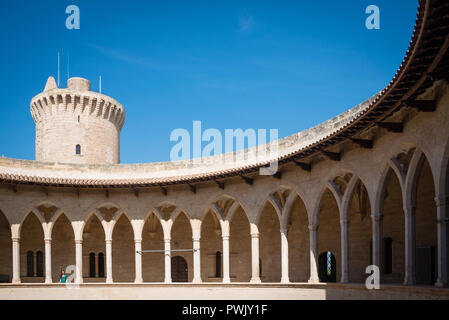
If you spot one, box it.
[99,76,102,94]
[67,53,70,84]
[57,52,60,87]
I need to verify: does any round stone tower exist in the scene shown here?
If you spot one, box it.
[30,76,125,164]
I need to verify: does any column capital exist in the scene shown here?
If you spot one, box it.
[308,224,318,232]
[339,219,349,225]
[44,238,52,243]
[134,238,142,243]
[222,235,230,241]
[164,238,171,243]
[280,227,288,236]
[403,205,416,216]
[75,239,83,245]
[371,213,383,222]
[435,194,449,207]
[192,237,201,242]
[250,232,260,238]
[105,239,112,244]
[11,237,20,243]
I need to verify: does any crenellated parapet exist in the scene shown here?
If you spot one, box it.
[30,78,125,131]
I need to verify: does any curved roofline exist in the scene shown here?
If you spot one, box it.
[1,0,448,188]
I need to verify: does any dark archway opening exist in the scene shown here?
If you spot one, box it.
[171,256,188,282]
[318,251,336,283]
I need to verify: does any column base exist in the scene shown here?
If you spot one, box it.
[106,278,113,284]
[250,278,261,284]
[280,277,290,284]
[45,279,52,284]
[164,279,172,284]
[12,279,21,284]
[134,278,143,284]
[308,278,320,284]
[435,279,449,288]
[192,278,202,284]
[222,277,231,284]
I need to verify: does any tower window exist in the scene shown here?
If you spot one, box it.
[77,115,80,123]
[76,144,81,155]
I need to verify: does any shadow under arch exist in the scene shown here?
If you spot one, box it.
[345,177,372,283]
[0,209,12,282]
[141,210,165,282]
[200,209,223,282]
[315,186,341,283]
[283,191,310,282]
[257,196,282,282]
[376,164,405,284]
[51,213,76,282]
[111,213,135,282]
[82,212,106,283]
[228,203,251,282]
[20,211,45,283]
[170,211,193,282]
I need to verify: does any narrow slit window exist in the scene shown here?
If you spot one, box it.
[215,252,222,278]
[89,253,96,278]
[76,144,81,155]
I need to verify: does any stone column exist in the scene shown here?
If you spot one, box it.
[105,239,113,284]
[192,237,201,283]
[250,224,261,283]
[340,219,349,283]
[164,238,172,283]
[435,194,449,287]
[134,239,143,283]
[403,205,416,285]
[222,234,231,283]
[371,213,383,270]
[308,224,319,283]
[75,239,83,284]
[11,236,21,284]
[44,238,52,283]
[280,228,289,283]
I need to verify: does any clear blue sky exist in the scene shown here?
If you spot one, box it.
[0,0,418,163]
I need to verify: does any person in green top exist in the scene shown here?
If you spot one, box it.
[60,270,67,283]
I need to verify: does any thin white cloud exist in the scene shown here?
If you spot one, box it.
[239,12,254,33]
[89,44,165,70]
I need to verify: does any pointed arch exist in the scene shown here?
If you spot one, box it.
[142,209,165,282]
[19,211,45,235]
[170,210,193,282]
[0,209,12,282]
[200,210,223,282]
[81,211,106,237]
[20,211,45,283]
[112,213,135,282]
[82,211,106,283]
[229,204,251,282]
[51,213,75,282]
[283,191,310,282]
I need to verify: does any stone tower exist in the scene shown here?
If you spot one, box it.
[30,76,125,164]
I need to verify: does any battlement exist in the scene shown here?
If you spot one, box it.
[30,77,125,130]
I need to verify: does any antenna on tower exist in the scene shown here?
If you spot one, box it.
[99,75,102,94]
[67,53,70,83]
[57,52,60,87]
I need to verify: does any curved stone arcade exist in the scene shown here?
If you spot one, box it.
[0,0,449,300]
